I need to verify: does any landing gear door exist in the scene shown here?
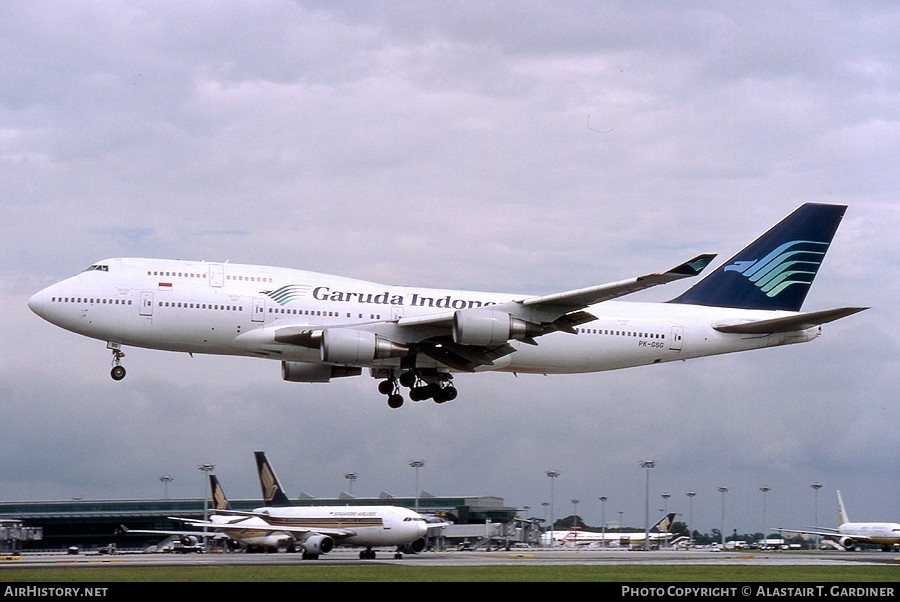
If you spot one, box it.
[669,325,684,351]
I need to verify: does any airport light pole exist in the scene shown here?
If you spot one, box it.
[344,472,357,495]
[198,463,215,551]
[640,460,655,551]
[599,496,608,548]
[661,493,671,547]
[811,482,822,550]
[571,499,579,529]
[409,460,424,512]
[718,487,729,546]
[546,470,560,547]
[158,475,172,500]
[759,486,771,546]
[686,491,696,548]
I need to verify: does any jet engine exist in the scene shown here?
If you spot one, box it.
[300,533,335,557]
[452,308,541,346]
[398,537,427,555]
[320,329,408,364]
[281,361,362,382]
[836,536,855,551]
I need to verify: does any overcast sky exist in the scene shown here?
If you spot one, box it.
[2,1,897,538]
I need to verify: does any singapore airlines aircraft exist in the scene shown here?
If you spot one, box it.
[28,203,866,408]
[778,491,900,552]
[173,471,429,559]
[541,512,677,549]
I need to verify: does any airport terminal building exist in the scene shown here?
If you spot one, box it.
[0,493,533,553]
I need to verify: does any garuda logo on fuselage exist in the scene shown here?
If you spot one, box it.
[723,239,829,298]
[261,284,313,306]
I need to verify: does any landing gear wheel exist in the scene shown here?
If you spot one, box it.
[387,394,404,409]
[109,346,126,380]
[434,385,457,403]
[399,370,417,388]
[409,386,430,402]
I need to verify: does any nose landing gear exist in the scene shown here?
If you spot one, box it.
[108,343,126,381]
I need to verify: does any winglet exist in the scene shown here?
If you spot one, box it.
[664,254,717,277]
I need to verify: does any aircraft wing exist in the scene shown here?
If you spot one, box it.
[776,527,840,538]
[399,254,717,331]
[119,525,229,539]
[517,254,717,309]
[264,254,715,372]
[170,516,358,539]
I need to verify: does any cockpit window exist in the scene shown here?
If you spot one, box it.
[84,264,109,272]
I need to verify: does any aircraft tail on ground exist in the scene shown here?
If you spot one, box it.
[669,203,847,311]
[651,512,677,533]
[837,490,850,526]
[254,450,292,506]
[209,474,232,511]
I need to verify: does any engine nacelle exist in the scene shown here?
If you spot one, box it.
[300,533,335,556]
[837,536,855,551]
[281,361,362,382]
[320,329,408,364]
[452,308,541,346]
[399,537,427,555]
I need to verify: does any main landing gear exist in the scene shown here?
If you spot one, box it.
[378,370,458,409]
[108,343,126,381]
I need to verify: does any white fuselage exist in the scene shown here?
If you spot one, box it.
[210,505,428,549]
[28,257,820,376]
[837,523,900,547]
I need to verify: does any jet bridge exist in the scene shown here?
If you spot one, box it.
[0,519,43,554]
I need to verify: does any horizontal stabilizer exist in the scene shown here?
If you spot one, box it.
[713,307,868,335]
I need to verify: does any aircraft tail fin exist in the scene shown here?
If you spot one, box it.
[669,203,847,311]
[650,512,677,533]
[836,490,849,525]
[254,450,292,506]
[209,474,232,511]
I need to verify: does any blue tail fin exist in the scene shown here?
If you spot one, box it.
[669,203,847,311]
[254,450,292,506]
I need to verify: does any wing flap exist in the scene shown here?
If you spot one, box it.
[713,307,868,334]
[416,339,516,372]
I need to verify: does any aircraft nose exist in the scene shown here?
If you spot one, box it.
[28,290,44,317]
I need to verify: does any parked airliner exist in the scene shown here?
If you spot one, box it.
[778,490,900,552]
[173,471,428,559]
[541,512,677,549]
[28,203,866,408]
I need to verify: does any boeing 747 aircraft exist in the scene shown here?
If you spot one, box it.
[28,203,866,408]
[778,490,900,552]
[541,512,677,549]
